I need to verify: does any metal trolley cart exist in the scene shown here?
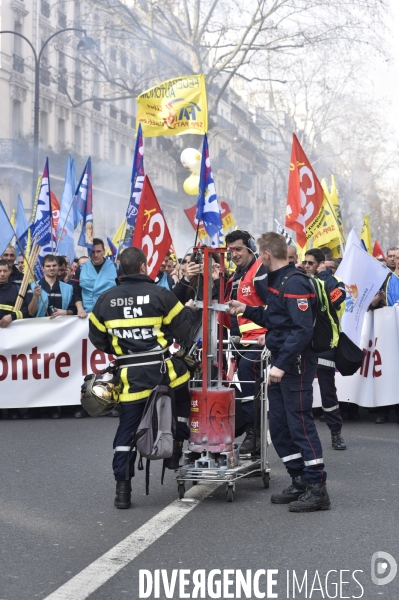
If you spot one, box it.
[176,247,271,502]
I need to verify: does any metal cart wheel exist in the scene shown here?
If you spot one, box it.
[226,484,234,503]
[178,482,185,499]
[262,473,270,489]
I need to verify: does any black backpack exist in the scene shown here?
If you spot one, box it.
[279,271,340,354]
[125,384,177,495]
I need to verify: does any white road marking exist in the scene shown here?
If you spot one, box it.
[43,482,220,600]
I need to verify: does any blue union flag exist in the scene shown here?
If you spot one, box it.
[76,158,93,251]
[196,134,222,239]
[124,123,145,247]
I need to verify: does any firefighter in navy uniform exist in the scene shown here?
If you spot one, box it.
[224,230,268,453]
[303,249,346,449]
[0,259,29,419]
[0,259,28,325]
[230,232,330,513]
[1,246,23,288]
[88,247,195,509]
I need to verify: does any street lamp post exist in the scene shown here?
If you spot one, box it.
[0,28,96,201]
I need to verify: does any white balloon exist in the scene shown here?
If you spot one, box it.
[181,148,201,174]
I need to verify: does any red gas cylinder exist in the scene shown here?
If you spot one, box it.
[189,388,235,453]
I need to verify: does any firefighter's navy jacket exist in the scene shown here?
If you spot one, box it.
[8,265,23,288]
[0,281,28,320]
[89,274,194,402]
[243,263,317,372]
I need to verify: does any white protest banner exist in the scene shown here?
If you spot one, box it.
[335,242,389,345]
[0,317,113,408]
[313,306,399,407]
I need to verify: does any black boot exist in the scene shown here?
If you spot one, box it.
[271,476,307,504]
[165,440,183,470]
[114,481,131,509]
[289,482,331,512]
[239,425,260,454]
[331,430,346,450]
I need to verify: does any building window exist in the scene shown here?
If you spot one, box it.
[41,0,50,19]
[13,100,22,137]
[58,118,65,149]
[74,125,82,155]
[110,47,117,62]
[40,111,48,146]
[110,139,116,159]
[58,11,67,28]
[120,144,126,164]
[14,22,22,55]
[92,132,100,157]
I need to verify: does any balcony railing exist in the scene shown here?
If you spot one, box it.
[237,171,252,189]
[157,186,178,206]
[212,154,235,174]
[74,86,82,101]
[58,11,67,28]
[13,54,24,74]
[254,152,267,168]
[41,0,50,18]
[214,114,237,135]
[240,138,257,154]
[237,205,253,222]
[93,98,101,111]
[40,67,51,86]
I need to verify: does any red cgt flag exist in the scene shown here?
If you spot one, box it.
[285,133,324,248]
[132,175,172,279]
[373,240,386,260]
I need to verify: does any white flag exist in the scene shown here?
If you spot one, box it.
[336,243,389,345]
[344,227,362,252]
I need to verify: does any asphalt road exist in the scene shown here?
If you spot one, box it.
[1,409,399,600]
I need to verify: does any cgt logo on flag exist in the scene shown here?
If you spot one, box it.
[297,298,309,311]
[132,175,172,279]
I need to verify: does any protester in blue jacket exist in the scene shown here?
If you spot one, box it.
[72,238,117,316]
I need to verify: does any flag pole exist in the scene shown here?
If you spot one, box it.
[194,221,200,248]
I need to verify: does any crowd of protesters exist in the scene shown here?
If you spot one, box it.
[1,237,399,425]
